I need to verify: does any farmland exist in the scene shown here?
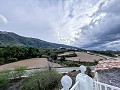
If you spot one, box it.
[59,52,107,62]
[0,58,61,70]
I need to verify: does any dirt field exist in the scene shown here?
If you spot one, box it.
[65,52,105,62]
[0,58,61,70]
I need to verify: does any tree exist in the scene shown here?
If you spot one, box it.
[0,58,5,65]
[7,58,18,63]
[50,53,57,60]
[59,56,65,62]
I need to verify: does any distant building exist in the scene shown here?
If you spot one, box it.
[87,51,90,54]
[96,58,120,88]
[115,54,119,57]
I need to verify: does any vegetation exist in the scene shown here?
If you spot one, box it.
[63,61,81,67]
[0,70,10,88]
[0,58,5,64]
[22,69,61,90]
[0,66,62,90]
[90,50,120,57]
[7,58,18,63]
[0,46,48,65]
[0,66,27,89]
[0,45,79,65]
[50,53,58,60]
[62,60,99,67]
[59,56,65,62]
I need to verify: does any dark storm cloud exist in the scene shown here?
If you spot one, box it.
[76,0,120,50]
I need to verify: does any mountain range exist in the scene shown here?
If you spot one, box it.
[0,31,77,49]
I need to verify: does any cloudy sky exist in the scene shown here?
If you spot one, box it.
[0,0,120,50]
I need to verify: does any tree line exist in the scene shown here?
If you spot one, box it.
[90,50,120,57]
[0,46,48,65]
[0,46,79,65]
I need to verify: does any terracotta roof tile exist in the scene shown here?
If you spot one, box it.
[96,58,120,71]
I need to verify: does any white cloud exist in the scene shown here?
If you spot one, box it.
[57,0,120,50]
[0,0,120,50]
[0,15,8,24]
[0,0,63,43]
[57,0,108,45]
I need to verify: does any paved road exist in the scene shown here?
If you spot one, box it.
[24,66,95,76]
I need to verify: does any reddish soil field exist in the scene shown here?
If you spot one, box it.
[0,58,61,70]
[65,52,105,62]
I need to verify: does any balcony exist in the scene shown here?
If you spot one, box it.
[61,65,120,90]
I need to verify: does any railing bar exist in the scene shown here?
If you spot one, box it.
[94,81,97,90]
[70,82,79,90]
[99,84,102,90]
[97,84,99,90]
[97,82,98,90]
[111,88,114,90]
[94,81,120,90]
[105,85,107,90]
[97,83,99,90]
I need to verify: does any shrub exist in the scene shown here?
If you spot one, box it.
[50,53,57,60]
[62,60,98,67]
[0,58,5,65]
[22,69,61,90]
[63,61,80,67]
[7,58,18,63]
[59,56,65,62]
[66,53,77,57]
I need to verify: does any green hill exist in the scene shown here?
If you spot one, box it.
[0,31,76,48]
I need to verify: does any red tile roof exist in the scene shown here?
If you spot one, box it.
[96,58,120,71]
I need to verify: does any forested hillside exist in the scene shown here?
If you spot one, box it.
[0,31,76,48]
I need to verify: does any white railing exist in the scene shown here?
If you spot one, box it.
[94,80,120,90]
[70,81,79,90]
[61,65,120,90]
[69,80,120,90]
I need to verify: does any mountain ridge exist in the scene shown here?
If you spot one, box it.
[0,31,77,49]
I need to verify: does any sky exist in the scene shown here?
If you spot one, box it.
[0,0,120,50]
